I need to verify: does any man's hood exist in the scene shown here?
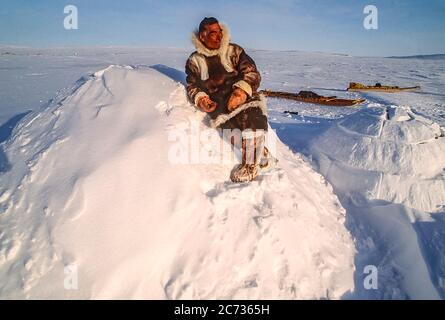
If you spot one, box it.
[191,24,231,58]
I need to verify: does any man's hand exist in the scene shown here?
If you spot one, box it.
[197,96,218,113]
[227,88,248,112]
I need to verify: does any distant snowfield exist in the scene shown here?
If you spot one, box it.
[0,47,444,299]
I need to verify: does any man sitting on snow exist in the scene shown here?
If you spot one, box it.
[185,17,273,182]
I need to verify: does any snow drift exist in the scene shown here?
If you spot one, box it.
[0,65,355,299]
[308,106,445,299]
[310,106,445,213]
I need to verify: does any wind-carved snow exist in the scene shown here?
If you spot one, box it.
[310,106,445,212]
[0,65,355,299]
[308,105,445,299]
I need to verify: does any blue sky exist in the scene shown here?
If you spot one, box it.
[1,0,444,56]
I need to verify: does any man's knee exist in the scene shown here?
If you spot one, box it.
[237,108,268,131]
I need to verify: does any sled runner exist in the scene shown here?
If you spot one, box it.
[347,82,421,92]
[261,90,366,107]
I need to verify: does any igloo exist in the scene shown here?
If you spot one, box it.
[309,106,445,213]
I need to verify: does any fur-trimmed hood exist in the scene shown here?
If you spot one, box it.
[191,24,231,57]
[191,24,234,73]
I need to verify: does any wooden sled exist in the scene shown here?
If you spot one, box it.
[347,82,421,92]
[260,90,366,107]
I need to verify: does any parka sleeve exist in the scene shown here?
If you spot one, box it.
[232,46,261,97]
[185,55,208,106]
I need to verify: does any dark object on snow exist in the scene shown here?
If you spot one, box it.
[296,91,322,99]
[347,82,421,92]
[284,111,299,115]
[260,90,365,107]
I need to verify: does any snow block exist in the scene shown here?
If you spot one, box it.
[310,106,445,212]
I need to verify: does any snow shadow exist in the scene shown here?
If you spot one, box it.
[0,149,10,173]
[269,116,333,153]
[416,91,445,99]
[415,214,445,299]
[356,92,393,106]
[339,199,444,300]
[0,111,32,143]
[150,64,186,85]
[310,87,348,93]
[0,111,32,173]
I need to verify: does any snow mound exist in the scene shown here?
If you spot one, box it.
[0,65,355,299]
[310,106,445,212]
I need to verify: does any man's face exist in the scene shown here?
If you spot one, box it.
[199,23,223,50]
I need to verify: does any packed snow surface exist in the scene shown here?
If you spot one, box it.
[1,47,444,299]
[310,106,445,213]
[0,65,355,299]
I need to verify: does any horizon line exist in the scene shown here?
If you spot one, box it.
[1,44,444,59]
